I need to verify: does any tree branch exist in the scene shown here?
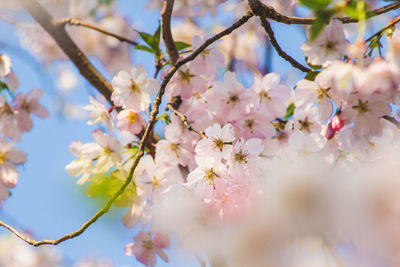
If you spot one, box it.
[161,0,179,65]
[166,103,207,138]
[58,18,138,46]
[255,15,311,73]
[0,11,253,247]
[365,16,400,43]
[19,0,114,104]
[248,0,400,25]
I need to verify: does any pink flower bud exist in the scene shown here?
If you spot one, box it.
[331,115,344,131]
[326,122,335,140]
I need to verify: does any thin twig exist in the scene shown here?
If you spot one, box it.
[58,18,138,46]
[161,0,179,65]
[0,10,253,247]
[19,0,114,104]
[257,17,311,73]
[383,115,400,129]
[248,0,400,25]
[166,103,207,138]
[365,16,400,43]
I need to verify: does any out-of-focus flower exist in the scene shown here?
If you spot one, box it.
[125,231,169,267]
[302,20,348,66]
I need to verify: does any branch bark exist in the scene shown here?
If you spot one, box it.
[161,0,179,65]
[257,17,311,73]
[58,18,139,46]
[248,0,400,25]
[0,11,253,247]
[19,0,114,104]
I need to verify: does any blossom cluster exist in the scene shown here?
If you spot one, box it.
[62,10,400,264]
[0,54,48,204]
[2,0,400,266]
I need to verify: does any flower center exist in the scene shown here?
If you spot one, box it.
[142,240,154,257]
[245,119,254,130]
[258,90,271,103]
[352,99,369,114]
[227,94,239,103]
[325,41,336,50]
[234,150,248,164]
[179,69,195,83]
[130,79,140,93]
[0,151,7,165]
[299,117,312,132]
[213,138,225,152]
[204,168,219,184]
[127,111,138,124]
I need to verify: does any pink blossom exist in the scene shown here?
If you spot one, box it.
[84,96,114,131]
[165,64,207,99]
[0,96,21,141]
[0,139,26,201]
[190,35,225,76]
[195,123,235,161]
[125,231,169,267]
[117,109,146,135]
[111,65,159,112]
[251,72,292,119]
[301,20,348,66]
[13,89,49,132]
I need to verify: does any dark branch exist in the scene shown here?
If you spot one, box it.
[58,18,138,46]
[19,0,114,104]
[248,0,400,25]
[257,16,311,72]
[161,0,179,65]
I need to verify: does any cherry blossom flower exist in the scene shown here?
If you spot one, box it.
[111,65,159,112]
[125,231,169,267]
[251,72,292,118]
[13,89,49,132]
[117,109,146,135]
[187,156,226,188]
[84,96,114,131]
[0,96,21,141]
[165,64,207,99]
[227,138,264,173]
[301,20,348,66]
[66,130,122,184]
[295,79,333,122]
[190,35,225,77]
[195,123,235,161]
[0,139,26,201]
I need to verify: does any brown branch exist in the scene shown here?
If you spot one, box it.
[256,16,311,73]
[248,0,400,25]
[161,0,179,65]
[58,18,138,46]
[365,16,400,43]
[0,11,253,247]
[166,103,207,138]
[19,0,114,104]
[383,115,400,129]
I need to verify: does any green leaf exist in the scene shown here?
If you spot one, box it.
[305,71,320,81]
[137,31,157,51]
[0,81,9,90]
[154,24,161,48]
[135,44,153,53]
[175,41,191,51]
[299,0,332,10]
[309,9,335,41]
[305,57,322,70]
[135,45,153,53]
[284,103,295,119]
[157,112,171,124]
[86,171,136,208]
